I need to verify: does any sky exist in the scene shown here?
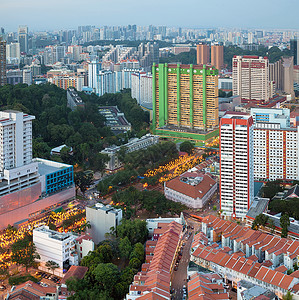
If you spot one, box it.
[1,0,299,32]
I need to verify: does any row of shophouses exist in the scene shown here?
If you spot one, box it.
[191,215,299,299]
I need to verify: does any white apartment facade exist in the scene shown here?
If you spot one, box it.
[131,72,153,107]
[0,111,39,196]
[251,108,299,181]
[86,204,123,244]
[233,55,272,102]
[33,225,78,269]
[220,114,254,219]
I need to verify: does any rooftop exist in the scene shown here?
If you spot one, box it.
[34,158,72,176]
[99,106,131,130]
[33,225,75,241]
[61,265,88,284]
[166,169,216,200]
[246,197,270,219]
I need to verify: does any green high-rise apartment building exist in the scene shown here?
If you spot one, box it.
[152,63,219,142]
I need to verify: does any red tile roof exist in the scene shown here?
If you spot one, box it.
[165,172,216,200]
[61,265,88,284]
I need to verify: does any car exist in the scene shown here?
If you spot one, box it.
[174,266,178,271]
[0,285,6,291]
[224,284,229,289]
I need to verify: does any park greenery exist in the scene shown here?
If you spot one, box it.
[261,180,284,199]
[0,84,149,174]
[97,141,178,195]
[111,187,187,219]
[67,219,147,300]
[269,198,299,220]
[179,141,195,154]
[10,234,40,271]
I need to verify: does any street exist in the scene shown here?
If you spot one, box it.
[171,228,194,300]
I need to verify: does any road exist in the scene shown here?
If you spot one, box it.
[171,228,194,300]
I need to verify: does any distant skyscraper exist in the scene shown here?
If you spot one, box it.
[196,43,210,65]
[220,113,254,219]
[0,39,6,86]
[290,39,299,65]
[233,55,271,102]
[152,63,219,141]
[6,42,20,63]
[18,25,28,53]
[88,60,101,91]
[211,45,224,70]
[269,57,294,97]
[248,32,254,44]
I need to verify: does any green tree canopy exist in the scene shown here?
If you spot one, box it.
[11,234,40,271]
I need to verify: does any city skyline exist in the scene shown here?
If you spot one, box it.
[1,0,299,31]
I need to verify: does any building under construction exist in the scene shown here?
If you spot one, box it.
[152,63,219,142]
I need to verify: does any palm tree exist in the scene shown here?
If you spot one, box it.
[282,291,293,300]
[45,260,59,274]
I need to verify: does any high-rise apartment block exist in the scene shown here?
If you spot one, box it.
[0,39,6,86]
[131,72,152,107]
[152,63,219,142]
[6,42,20,64]
[251,108,299,181]
[196,44,210,65]
[233,55,272,102]
[18,25,28,53]
[197,44,224,70]
[269,57,294,98]
[291,39,299,65]
[220,113,254,219]
[211,45,224,71]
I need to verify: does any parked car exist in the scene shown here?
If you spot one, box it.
[0,285,6,291]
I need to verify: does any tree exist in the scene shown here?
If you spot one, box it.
[116,220,148,245]
[92,153,109,174]
[45,260,59,274]
[130,243,144,262]
[93,263,119,296]
[5,224,17,237]
[251,214,269,230]
[75,172,93,194]
[262,180,283,199]
[280,213,290,238]
[179,141,194,154]
[119,237,132,259]
[97,244,113,263]
[268,219,275,234]
[129,257,141,269]
[282,291,293,300]
[11,234,40,271]
[117,146,128,164]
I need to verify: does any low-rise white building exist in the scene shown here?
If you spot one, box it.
[86,204,122,245]
[164,168,217,209]
[33,225,78,269]
[75,234,95,262]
